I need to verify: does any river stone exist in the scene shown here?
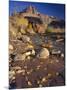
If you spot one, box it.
[39,48,50,59]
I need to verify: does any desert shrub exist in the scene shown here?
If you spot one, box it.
[16,18,28,26]
[46,27,53,33]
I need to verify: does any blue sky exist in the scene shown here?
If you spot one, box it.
[9,0,65,20]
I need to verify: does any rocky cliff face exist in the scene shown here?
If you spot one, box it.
[10,5,65,35]
[23,5,38,14]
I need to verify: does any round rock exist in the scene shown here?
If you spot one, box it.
[39,48,50,59]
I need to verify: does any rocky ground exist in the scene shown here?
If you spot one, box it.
[9,33,65,89]
[9,6,65,89]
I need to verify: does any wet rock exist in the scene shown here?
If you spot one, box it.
[38,48,50,59]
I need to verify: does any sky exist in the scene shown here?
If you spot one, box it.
[9,0,65,20]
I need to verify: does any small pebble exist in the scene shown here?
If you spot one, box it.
[22,69,25,72]
[42,77,46,82]
[56,60,59,63]
[13,66,21,70]
[16,70,23,74]
[27,44,34,49]
[12,76,15,80]
[9,44,14,50]
[22,69,25,75]
[22,72,25,75]
[27,71,31,75]
[24,66,27,69]
[36,65,41,70]
[30,69,33,73]
[37,80,40,84]
[28,81,32,86]
[9,70,15,75]
[50,60,53,64]
[61,53,64,58]
[39,84,43,87]
[40,62,43,65]
[25,51,31,56]
[9,71,15,79]
[31,49,35,55]
[25,76,28,81]
[48,73,52,77]
[27,56,31,60]
[44,67,47,70]
[56,72,59,76]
